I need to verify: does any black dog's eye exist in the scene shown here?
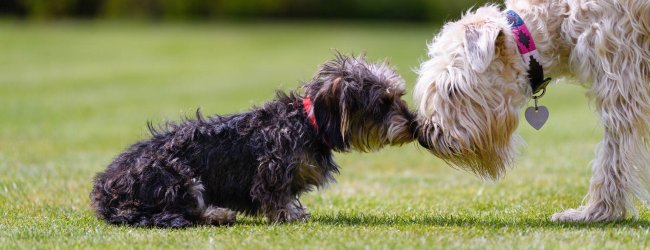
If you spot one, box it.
[378,99,391,115]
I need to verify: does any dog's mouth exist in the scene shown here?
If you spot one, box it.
[385,110,419,146]
[416,122,463,154]
[386,125,415,146]
[415,117,516,179]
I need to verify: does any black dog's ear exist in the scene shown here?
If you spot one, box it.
[312,76,351,151]
[317,76,342,98]
[306,53,374,151]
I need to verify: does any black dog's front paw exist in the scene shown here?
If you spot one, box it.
[267,202,310,223]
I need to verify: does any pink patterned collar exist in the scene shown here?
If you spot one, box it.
[504,10,551,95]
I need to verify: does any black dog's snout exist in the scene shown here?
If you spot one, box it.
[409,121,419,138]
[405,110,432,150]
[415,120,434,150]
[407,113,419,136]
[417,134,432,149]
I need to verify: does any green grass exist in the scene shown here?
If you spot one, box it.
[0,21,649,249]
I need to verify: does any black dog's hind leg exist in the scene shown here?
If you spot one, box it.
[93,160,237,228]
[146,212,193,228]
[140,201,236,228]
[147,175,237,227]
[200,206,237,226]
[179,177,237,227]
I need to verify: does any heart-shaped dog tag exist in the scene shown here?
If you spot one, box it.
[525,106,549,130]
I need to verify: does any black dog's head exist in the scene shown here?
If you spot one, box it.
[303,54,416,152]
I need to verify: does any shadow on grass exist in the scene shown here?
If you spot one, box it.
[310,212,650,229]
[94,212,650,229]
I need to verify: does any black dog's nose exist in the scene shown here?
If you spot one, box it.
[408,121,419,138]
[417,133,432,149]
[408,113,433,150]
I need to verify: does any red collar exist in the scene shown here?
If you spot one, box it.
[302,97,318,131]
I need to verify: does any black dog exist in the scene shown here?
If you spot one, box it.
[90,54,416,228]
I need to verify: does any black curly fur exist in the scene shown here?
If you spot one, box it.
[90,54,416,228]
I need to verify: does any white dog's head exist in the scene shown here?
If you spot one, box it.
[414,5,531,179]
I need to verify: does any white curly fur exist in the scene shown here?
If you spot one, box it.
[415,0,650,222]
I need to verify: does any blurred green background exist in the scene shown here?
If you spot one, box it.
[1,0,492,21]
[1,0,649,249]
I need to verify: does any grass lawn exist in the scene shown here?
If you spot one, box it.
[0,20,648,249]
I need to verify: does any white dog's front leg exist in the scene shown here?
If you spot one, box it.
[552,129,650,222]
[552,136,628,222]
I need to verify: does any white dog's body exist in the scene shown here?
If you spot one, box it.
[415,0,650,221]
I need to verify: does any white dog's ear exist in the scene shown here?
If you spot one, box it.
[463,24,503,73]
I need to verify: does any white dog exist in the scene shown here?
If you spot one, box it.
[414,0,650,222]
